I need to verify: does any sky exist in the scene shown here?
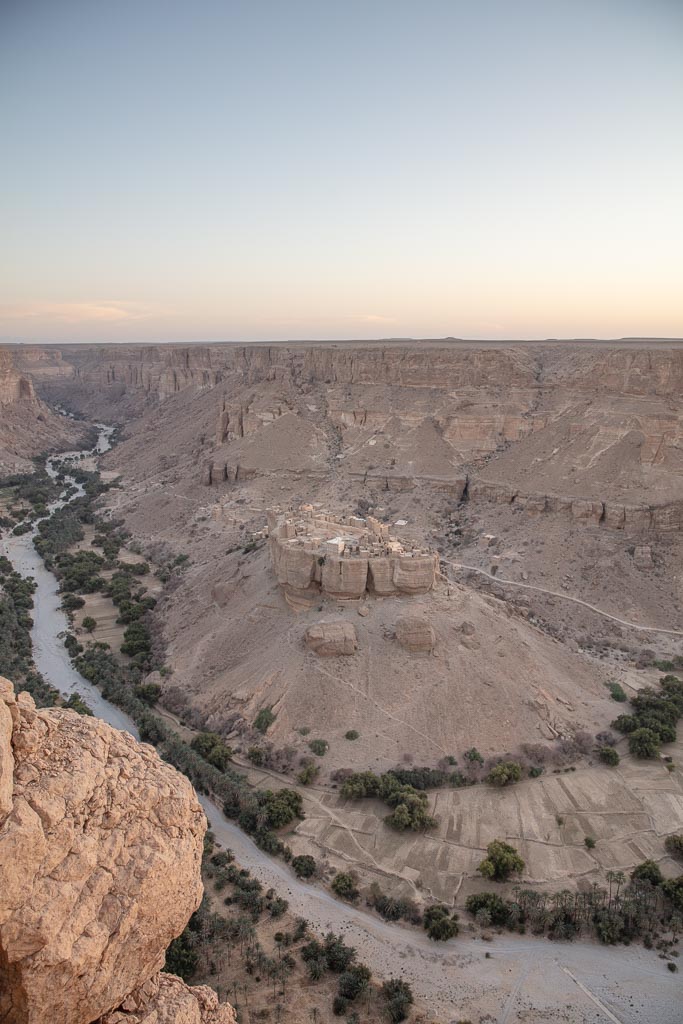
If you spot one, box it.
[1,0,682,343]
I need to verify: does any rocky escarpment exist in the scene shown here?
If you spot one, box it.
[15,340,683,536]
[0,348,84,471]
[0,678,235,1024]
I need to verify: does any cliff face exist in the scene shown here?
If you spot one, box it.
[0,348,84,471]
[0,678,235,1024]
[19,340,683,397]
[0,351,36,407]
[15,340,683,534]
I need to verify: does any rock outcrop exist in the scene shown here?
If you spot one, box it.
[268,508,439,608]
[0,678,234,1024]
[98,973,235,1024]
[305,622,358,656]
[395,616,436,653]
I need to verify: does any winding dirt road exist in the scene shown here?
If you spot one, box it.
[441,558,683,637]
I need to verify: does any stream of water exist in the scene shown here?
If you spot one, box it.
[1,426,680,1023]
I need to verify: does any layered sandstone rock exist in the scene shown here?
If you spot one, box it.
[0,350,84,471]
[305,622,358,656]
[469,478,683,536]
[0,678,234,1024]
[0,351,36,407]
[99,973,236,1024]
[395,616,436,653]
[321,556,369,599]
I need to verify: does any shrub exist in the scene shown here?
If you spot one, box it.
[381,979,414,1023]
[423,904,459,941]
[345,729,359,740]
[308,738,329,756]
[465,892,512,926]
[298,762,319,785]
[190,732,233,771]
[665,835,683,862]
[338,964,371,1000]
[486,761,523,787]
[464,747,484,764]
[291,855,317,879]
[584,836,596,849]
[628,728,660,759]
[247,746,265,766]
[257,788,302,829]
[661,875,683,912]
[478,839,525,882]
[367,884,421,925]
[331,872,359,902]
[598,746,620,766]
[607,681,627,702]
[135,682,162,706]
[254,707,275,733]
[385,788,437,832]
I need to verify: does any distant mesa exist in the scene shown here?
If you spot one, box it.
[267,504,438,610]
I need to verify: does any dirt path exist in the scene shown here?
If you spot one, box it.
[441,559,683,637]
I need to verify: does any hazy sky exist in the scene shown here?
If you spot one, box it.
[1,0,682,343]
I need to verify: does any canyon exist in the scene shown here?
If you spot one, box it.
[1,338,682,1022]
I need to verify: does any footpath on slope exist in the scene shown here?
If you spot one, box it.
[441,558,683,637]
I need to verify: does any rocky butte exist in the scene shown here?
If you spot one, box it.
[0,677,235,1024]
[267,505,439,609]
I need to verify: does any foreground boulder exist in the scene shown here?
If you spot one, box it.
[0,677,233,1024]
[305,621,358,656]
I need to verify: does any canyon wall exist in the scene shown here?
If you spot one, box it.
[11,341,683,534]
[0,349,85,471]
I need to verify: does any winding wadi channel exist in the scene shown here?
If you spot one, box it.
[2,427,681,1024]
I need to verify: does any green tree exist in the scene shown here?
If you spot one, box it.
[308,738,329,756]
[164,929,198,981]
[331,872,359,902]
[465,892,512,926]
[381,979,414,1023]
[665,835,683,862]
[82,616,97,633]
[628,727,660,759]
[662,876,683,912]
[486,761,523,787]
[423,904,459,941]
[598,746,620,766]
[338,964,371,1000]
[298,762,319,785]
[190,732,232,771]
[291,855,317,879]
[631,860,663,886]
[478,839,525,882]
